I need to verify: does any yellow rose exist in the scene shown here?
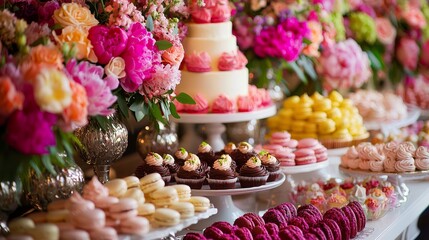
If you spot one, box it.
[53,3,98,28]
[54,26,96,61]
[105,57,126,78]
[34,68,72,114]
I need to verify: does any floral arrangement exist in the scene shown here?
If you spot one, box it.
[0,0,193,181]
[232,0,429,95]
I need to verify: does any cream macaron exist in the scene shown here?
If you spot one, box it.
[27,223,59,240]
[169,202,195,219]
[137,203,156,217]
[121,188,145,205]
[153,208,181,227]
[8,218,35,235]
[171,184,191,202]
[139,173,165,194]
[150,186,179,207]
[123,176,140,189]
[188,196,210,212]
[104,179,128,197]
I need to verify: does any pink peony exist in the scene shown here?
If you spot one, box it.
[66,60,118,116]
[420,40,429,67]
[396,37,419,71]
[120,23,159,93]
[88,25,128,65]
[140,64,181,98]
[191,7,211,23]
[375,17,396,45]
[317,39,372,91]
[210,4,230,23]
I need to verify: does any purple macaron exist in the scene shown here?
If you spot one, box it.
[297,204,323,220]
[212,221,234,234]
[324,218,342,240]
[347,201,366,231]
[288,216,310,232]
[275,202,297,220]
[253,234,272,240]
[304,232,319,240]
[183,232,208,240]
[278,225,305,240]
[243,213,265,227]
[310,226,327,240]
[264,222,279,236]
[218,234,240,240]
[233,227,253,240]
[263,208,287,226]
[324,208,351,240]
[234,216,255,230]
[342,205,358,238]
[204,226,224,239]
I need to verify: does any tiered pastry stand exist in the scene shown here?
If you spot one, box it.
[173,105,276,152]
[188,173,285,230]
[339,166,429,203]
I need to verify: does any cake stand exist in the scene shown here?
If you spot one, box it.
[173,105,276,152]
[280,161,330,175]
[188,173,285,230]
[339,166,429,203]
[364,104,420,135]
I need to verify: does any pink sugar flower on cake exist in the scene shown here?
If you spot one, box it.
[185,52,212,72]
[218,51,239,71]
[237,96,256,112]
[183,94,209,113]
[212,95,236,113]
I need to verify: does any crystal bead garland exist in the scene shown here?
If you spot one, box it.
[74,112,128,184]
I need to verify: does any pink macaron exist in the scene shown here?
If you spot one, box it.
[183,233,208,240]
[341,206,358,238]
[262,208,287,226]
[261,144,283,154]
[89,227,118,240]
[288,216,309,232]
[294,149,317,165]
[204,226,224,239]
[324,218,342,240]
[109,198,138,220]
[211,221,234,234]
[275,202,297,220]
[324,208,351,240]
[278,225,305,239]
[234,216,255,230]
[60,229,90,240]
[283,139,298,149]
[120,216,150,235]
[275,149,295,166]
[347,201,366,232]
[243,213,265,227]
[271,131,291,140]
[297,138,319,149]
[70,208,105,231]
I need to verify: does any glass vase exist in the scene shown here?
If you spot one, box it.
[136,121,179,159]
[74,112,128,183]
[0,181,21,235]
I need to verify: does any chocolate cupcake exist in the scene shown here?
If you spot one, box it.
[207,155,237,189]
[230,142,257,170]
[216,142,237,157]
[197,141,216,167]
[143,152,171,184]
[163,153,179,182]
[176,154,206,189]
[174,147,189,166]
[239,156,269,188]
[258,151,281,182]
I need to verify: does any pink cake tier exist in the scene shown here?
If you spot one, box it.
[176,0,271,113]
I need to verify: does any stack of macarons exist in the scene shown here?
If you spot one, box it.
[257,131,328,166]
[9,174,211,239]
[183,201,366,240]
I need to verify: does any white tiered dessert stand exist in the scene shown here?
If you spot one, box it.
[173,105,276,152]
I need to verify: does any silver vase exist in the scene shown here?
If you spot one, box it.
[136,121,179,159]
[0,181,21,235]
[24,161,84,211]
[74,113,128,184]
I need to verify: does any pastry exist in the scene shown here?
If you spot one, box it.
[169,202,195,219]
[230,142,257,170]
[174,147,189,166]
[275,202,297,219]
[150,186,179,207]
[163,154,180,181]
[89,227,118,240]
[197,141,216,167]
[153,208,181,227]
[275,148,295,166]
[175,154,206,189]
[188,196,210,212]
[347,201,366,231]
[8,218,35,235]
[324,218,342,240]
[65,192,95,213]
[316,221,335,240]
[211,221,234,234]
[309,226,327,240]
[108,198,138,220]
[142,152,171,183]
[278,225,305,239]
[242,213,265,227]
[258,151,281,182]
[238,156,269,188]
[207,154,237,189]
[183,232,208,240]
[46,210,69,223]
[204,226,224,239]
[216,142,237,157]
[139,173,165,194]
[233,227,253,239]
[119,217,150,235]
[47,200,67,212]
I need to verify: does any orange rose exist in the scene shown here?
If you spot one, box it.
[161,44,185,66]
[53,3,98,28]
[62,80,88,130]
[0,76,24,117]
[54,26,96,62]
[29,44,63,69]
[303,21,323,57]
[20,62,43,84]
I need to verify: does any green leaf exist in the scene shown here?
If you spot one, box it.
[116,94,129,119]
[134,110,145,122]
[160,100,170,120]
[149,103,167,125]
[300,57,317,81]
[146,15,154,31]
[155,40,173,50]
[303,38,312,45]
[175,92,195,104]
[94,116,108,131]
[170,102,180,119]
[50,23,63,31]
[29,159,42,176]
[366,50,384,71]
[42,155,56,175]
[129,97,144,112]
[289,61,308,84]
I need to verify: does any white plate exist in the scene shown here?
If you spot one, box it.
[190,173,285,196]
[364,104,420,131]
[280,160,329,174]
[339,166,429,180]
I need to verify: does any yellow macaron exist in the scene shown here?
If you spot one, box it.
[104,179,128,198]
[139,173,165,194]
[188,196,210,212]
[153,208,181,227]
[169,202,195,219]
[318,119,336,134]
[150,186,179,207]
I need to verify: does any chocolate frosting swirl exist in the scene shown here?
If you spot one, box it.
[165,163,180,174]
[144,165,170,177]
[209,168,237,180]
[239,165,268,177]
[263,162,280,172]
[177,167,205,179]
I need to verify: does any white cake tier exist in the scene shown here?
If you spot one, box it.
[177,68,249,105]
[187,22,232,38]
[183,35,237,71]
